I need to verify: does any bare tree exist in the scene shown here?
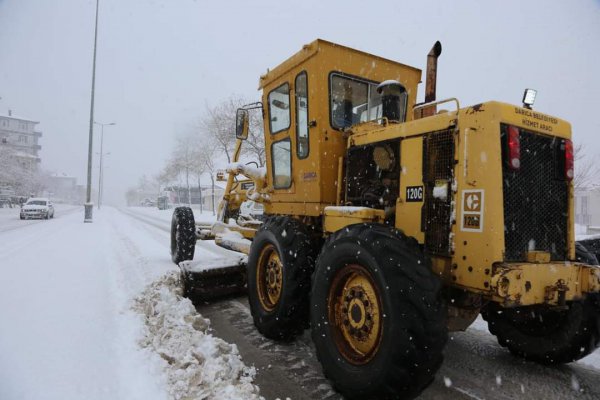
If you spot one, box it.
[189,133,208,213]
[170,134,199,206]
[246,106,266,166]
[0,145,45,196]
[197,140,219,215]
[201,96,238,164]
[574,144,599,190]
[200,94,265,166]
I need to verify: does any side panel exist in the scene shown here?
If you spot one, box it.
[396,137,425,243]
[451,107,506,291]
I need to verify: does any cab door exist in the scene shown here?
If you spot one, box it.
[266,82,294,196]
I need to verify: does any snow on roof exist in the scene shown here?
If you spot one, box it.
[50,172,76,178]
[14,151,39,159]
[0,114,39,123]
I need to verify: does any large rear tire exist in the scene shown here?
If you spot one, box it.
[247,216,315,340]
[170,207,196,264]
[482,295,600,364]
[311,224,447,400]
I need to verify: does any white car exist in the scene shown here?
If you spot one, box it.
[20,198,55,220]
[239,200,264,220]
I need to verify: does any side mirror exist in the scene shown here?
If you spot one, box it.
[236,109,249,140]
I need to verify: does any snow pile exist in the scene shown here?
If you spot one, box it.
[133,272,261,400]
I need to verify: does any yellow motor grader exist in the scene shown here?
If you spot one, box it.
[171,39,600,399]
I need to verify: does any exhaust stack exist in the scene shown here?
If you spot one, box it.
[422,41,442,117]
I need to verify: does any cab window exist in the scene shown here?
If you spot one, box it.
[330,73,406,129]
[272,138,292,189]
[268,83,291,134]
[295,72,309,158]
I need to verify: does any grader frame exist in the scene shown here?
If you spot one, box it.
[173,39,600,399]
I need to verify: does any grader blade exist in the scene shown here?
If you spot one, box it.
[179,256,247,300]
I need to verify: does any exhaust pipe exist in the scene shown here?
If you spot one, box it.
[422,41,442,117]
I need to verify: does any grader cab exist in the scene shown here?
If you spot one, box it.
[171,39,600,399]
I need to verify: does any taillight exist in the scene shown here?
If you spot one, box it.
[564,139,574,181]
[507,125,520,170]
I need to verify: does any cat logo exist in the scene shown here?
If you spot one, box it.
[461,190,484,232]
[465,192,481,212]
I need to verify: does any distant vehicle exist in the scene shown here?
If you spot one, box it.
[140,198,155,207]
[20,198,55,220]
[239,200,264,220]
[157,195,170,210]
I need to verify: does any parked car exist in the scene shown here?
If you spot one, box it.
[20,198,55,220]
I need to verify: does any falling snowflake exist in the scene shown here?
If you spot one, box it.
[443,376,452,387]
[571,375,580,392]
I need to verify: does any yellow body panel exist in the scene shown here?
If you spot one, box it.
[345,101,580,301]
[259,39,422,215]
[222,39,598,312]
[490,262,600,306]
[323,207,386,233]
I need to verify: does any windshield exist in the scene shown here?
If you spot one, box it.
[330,73,407,129]
[26,200,47,206]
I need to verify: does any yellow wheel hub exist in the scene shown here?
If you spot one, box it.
[329,264,382,365]
[256,244,283,311]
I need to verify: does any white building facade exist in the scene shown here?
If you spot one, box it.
[575,187,600,234]
[0,111,42,169]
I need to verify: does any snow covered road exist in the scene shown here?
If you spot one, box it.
[0,206,258,400]
[1,205,599,400]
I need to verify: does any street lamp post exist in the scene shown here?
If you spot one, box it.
[94,121,115,209]
[84,0,101,223]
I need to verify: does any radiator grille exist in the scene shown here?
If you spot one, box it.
[423,129,455,256]
[501,125,568,261]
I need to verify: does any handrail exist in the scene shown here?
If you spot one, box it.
[413,97,460,116]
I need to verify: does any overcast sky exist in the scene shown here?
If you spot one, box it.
[1,0,599,205]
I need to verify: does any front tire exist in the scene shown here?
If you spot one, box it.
[311,224,447,400]
[170,207,196,264]
[482,296,600,364]
[247,216,315,340]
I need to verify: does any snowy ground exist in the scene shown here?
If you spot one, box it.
[0,205,260,400]
[1,205,598,400]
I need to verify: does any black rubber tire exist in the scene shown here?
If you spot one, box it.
[170,207,196,264]
[311,224,447,400]
[247,216,315,340]
[482,296,600,364]
[576,240,600,265]
[20,215,24,220]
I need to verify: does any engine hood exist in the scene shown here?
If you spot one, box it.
[22,205,48,211]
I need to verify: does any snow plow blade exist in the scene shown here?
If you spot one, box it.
[179,256,247,301]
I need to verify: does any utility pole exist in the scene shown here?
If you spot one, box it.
[94,121,115,209]
[84,0,100,223]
